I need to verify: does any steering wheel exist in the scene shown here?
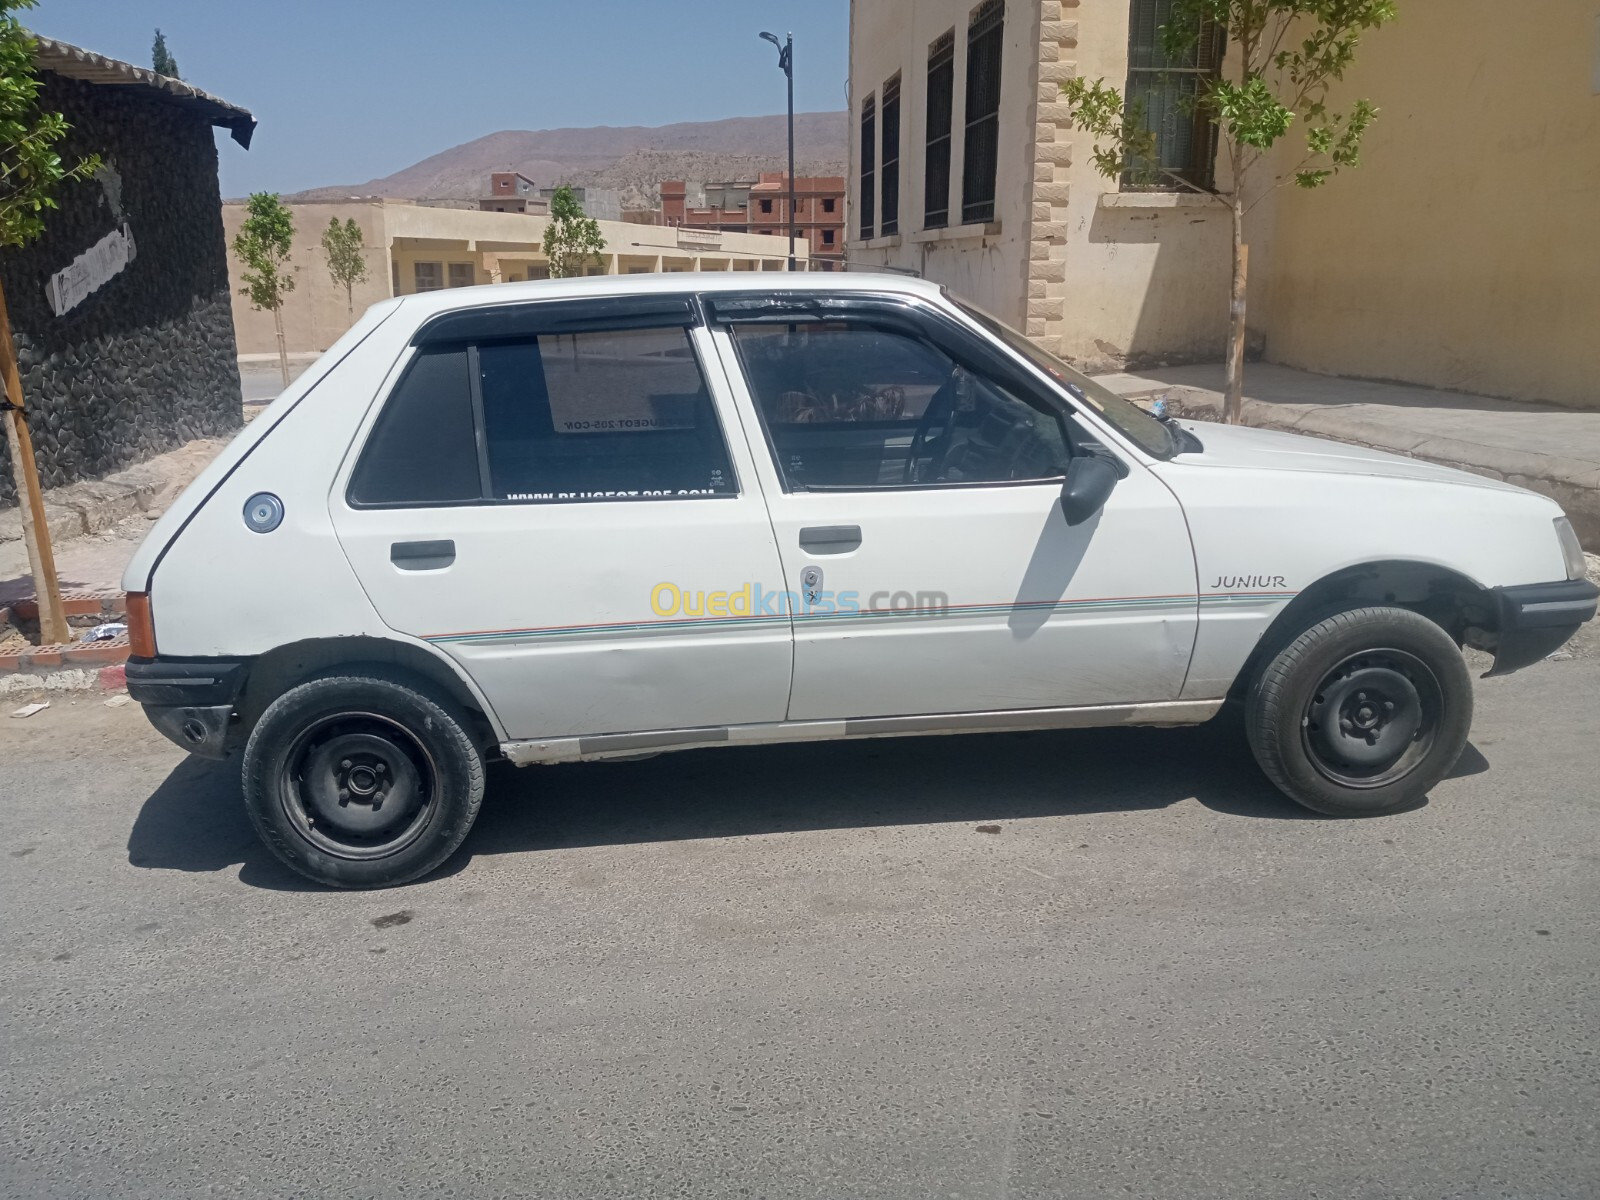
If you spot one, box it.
[902,369,961,484]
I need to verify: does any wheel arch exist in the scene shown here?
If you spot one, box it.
[1227,559,1497,700]
[234,636,504,750]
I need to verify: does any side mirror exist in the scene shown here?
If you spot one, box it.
[1059,455,1118,526]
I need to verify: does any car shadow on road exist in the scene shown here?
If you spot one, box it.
[126,756,329,891]
[468,720,1325,864]
[128,717,1488,889]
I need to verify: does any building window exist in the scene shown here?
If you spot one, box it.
[880,74,901,236]
[961,0,1004,225]
[447,263,475,288]
[391,260,400,295]
[859,93,876,240]
[822,229,835,245]
[760,197,773,213]
[413,262,443,292]
[822,197,836,213]
[924,30,955,229]
[1125,0,1225,190]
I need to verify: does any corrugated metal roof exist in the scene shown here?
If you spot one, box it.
[30,35,255,149]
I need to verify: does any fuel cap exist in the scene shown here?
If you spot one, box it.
[243,492,284,534]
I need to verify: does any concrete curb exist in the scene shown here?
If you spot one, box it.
[237,352,321,365]
[1107,382,1600,550]
[2,595,130,691]
[0,662,126,696]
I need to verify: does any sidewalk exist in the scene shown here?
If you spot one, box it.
[1,436,231,692]
[1094,362,1600,548]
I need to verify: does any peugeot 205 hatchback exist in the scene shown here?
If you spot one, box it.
[122,275,1597,888]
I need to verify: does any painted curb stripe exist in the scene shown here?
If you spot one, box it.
[425,590,1298,647]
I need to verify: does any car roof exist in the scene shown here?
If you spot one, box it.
[388,270,946,323]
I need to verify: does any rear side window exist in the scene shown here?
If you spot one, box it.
[349,347,481,506]
[477,327,735,501]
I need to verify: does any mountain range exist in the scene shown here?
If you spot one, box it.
[285,111,848,209]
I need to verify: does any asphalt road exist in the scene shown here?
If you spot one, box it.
[2,659,1597,1199]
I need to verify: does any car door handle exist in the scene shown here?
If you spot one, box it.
[798,525,862,553]
[390,539,456,570]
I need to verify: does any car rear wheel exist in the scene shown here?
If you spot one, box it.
[1246,606,1473,817]
[242,672,485,888]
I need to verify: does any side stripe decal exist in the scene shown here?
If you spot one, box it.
[425,590,1298,647]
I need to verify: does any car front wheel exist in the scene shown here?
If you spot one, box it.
[242,672,486,888]
[1246,606,1473,817]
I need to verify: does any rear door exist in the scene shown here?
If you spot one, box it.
[331,296,793,741]
[707,294,1198,722]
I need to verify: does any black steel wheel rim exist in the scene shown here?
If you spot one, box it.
[1300,648,1443,789]
[278,712,439,859]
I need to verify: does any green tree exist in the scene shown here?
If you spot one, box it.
[232,192,296,385]
[541,185,605,278]
[320,215,368,315]
[0,0,101,646]
[150,28,179,78]
[1061,0,1395,423]
[1,0,99,249]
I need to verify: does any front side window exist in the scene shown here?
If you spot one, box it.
[961,0,1004,224]
[731,320,1069,491]
[951,296,1178,458]
[477,327,736,501]
[1124,0,1225,190]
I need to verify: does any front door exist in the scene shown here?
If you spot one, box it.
[707,301,1197,722]
[332,305,792,740]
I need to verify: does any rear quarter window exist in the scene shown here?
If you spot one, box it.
[348,347,481,506]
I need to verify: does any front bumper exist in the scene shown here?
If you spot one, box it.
[1484,579,1599,677]
[127,658,250,759]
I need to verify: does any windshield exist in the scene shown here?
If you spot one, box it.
[949,296,1178,459]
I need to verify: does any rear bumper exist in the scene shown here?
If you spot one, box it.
[1484,579,1598,677]
[127,658,250,759]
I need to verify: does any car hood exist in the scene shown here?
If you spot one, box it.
[1159,421,1528,494]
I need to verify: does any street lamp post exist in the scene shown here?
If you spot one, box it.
[759,30,797,272]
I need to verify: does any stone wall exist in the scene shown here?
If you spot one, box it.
[0,73,242,507]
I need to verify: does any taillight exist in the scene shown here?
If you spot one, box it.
[125,592,157,658]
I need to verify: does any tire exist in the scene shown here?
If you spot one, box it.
[242,672,486,888]
[1245,606,1473,817]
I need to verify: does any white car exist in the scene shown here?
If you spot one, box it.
[122,274,1596,888]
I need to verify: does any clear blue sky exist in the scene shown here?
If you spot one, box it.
[25,0,849,197]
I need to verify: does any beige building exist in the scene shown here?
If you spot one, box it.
[1252,1,1600,410]
[848,0,1600,409]
[223,199,806,355]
